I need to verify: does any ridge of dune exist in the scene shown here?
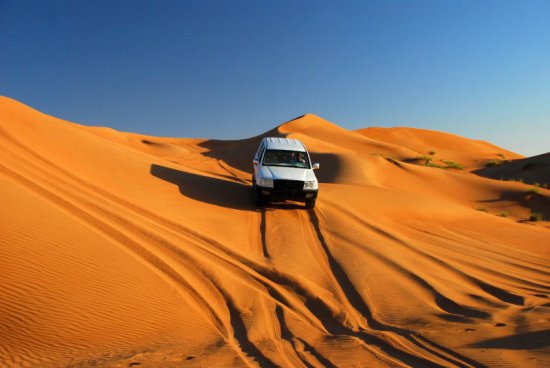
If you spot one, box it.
[357,126,523,170]
[278,114,420,159]
[1,97,549,367]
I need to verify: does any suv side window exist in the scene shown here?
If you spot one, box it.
[259,145,266,163]
[254,142,264,161]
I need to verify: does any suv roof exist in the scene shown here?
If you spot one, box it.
[262,137,306,152]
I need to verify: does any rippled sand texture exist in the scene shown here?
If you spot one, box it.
[1,97,549,367]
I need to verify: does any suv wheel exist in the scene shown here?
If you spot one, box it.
[252,181,264,206]
[305,198,316,209]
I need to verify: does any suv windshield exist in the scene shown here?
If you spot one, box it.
[262,149,310,168]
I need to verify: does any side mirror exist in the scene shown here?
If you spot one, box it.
[252,159,259,165]
[313,163,320,170]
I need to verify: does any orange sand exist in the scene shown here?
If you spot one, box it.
[0,97,549,367]
[357,126,522,170]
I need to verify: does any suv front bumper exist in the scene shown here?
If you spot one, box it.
[257,185,318,202]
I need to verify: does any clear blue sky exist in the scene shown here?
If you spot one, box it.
[1,0,549,156]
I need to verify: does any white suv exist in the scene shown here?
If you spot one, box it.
[252,137,319,208]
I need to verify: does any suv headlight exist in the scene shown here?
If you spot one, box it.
[303,181,317,190]
[258,177,274,188]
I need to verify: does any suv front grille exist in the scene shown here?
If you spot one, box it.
[274,180,304,190]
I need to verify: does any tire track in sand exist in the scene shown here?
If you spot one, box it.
[0,145,273,367]
[259,205,477,367]
[304,207,485,368]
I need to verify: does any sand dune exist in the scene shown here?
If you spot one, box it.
[357,127,523,170]
[0,96,549,367]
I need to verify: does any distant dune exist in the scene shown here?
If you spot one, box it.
[0,96,549,367]
[357,126,523,170]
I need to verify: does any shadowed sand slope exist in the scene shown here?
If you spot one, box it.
[1,96,549,367]
[473,153,550,187]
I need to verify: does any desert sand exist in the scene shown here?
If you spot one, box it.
[0,96,549,367]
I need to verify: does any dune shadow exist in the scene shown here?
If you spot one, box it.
[468,329,550,349]
[308,153,343,184]
[150,164,255,211]
[198,135,274,174]
[478,191,550,219]
[472,153,550,187]
[150,164,313,211]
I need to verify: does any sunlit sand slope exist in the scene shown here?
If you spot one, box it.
[357,127,523,170]
[1,97,549,367]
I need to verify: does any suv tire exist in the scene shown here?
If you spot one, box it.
[252,181,264,207]
[305,198,316,209]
